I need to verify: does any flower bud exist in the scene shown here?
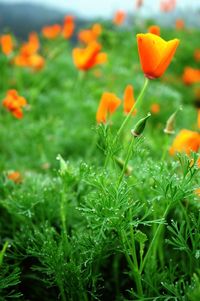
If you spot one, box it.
[131,112,151,137]
[164,106,182,135]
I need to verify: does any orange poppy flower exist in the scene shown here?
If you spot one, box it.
[123,85,136,115]
[7,171,22,183]
[175,19,185,30]
[42,24,61,39]
[20,32,40,56]
[182,67,200,86]
[148,25,160,36]
[194,49,200,62]
[169,129,200,156]
[2,90,27,119]
[113,10,126,26]
[62,16,75,39]
[72,41,107,71]
[137,33,180,79]
[78,23,102,44]
[160,0,176,12]
[151,103,160,114]
[96,92,121,123]
[0,34,13,56]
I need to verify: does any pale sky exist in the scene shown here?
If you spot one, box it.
[1,0,200,18]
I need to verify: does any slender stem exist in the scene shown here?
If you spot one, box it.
[60,189,68,245]
[117,137,135,187]
[140,203,171,273]
[161,135,170,161]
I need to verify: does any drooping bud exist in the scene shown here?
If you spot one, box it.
[164,106,182,135]
[131,112,151,137]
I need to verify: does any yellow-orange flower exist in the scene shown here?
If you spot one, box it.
[137,33,180,79]
[113,11,126,26]
[123,85,136,115]
[62,16,75,39]
[42,24,61,39]
[148,25,160,36]
[7,171,22,183]
[182,67,200,85]
[151,103,160,114]
[20,32,40,56]
[96,92,121,123]
[78,23,102,44]
[169,129,200,156]
[72,41,107,71]
[2,90,27,119]
[0,34,13,55]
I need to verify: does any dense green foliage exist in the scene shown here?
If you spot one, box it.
[0,24,200,300]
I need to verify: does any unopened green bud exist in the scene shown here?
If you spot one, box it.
[164,106,182,135]
[131,113,151,137]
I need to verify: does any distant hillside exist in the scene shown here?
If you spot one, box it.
[0,2,87,39]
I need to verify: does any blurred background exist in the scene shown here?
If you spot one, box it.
[0,0,200,38]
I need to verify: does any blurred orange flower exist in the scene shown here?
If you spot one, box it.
[182,67,200,85]
[160,0,176,12]
[194,49,200,62]
[96,92,121,123]
[148,25,160,36]
[113,10,126,26]
[20,32,40,56]
[42,24,61,39]
[151,103,160,114]
[0,34,13,56]
[169,129,200,156]
[72,41,107,71]
[7,171,22,183]
[62,16,75,39]
[78,23,102,44]
[175,19,185,30]
[2,90,27,119]
[137,33,179,79]
[123,85,136,115]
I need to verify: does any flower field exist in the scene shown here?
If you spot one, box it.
[0,8,200,301]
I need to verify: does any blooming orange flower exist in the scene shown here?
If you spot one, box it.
[2,90,27,119]
[148,25,160,36]
[160,0,176,12]
[113,10,126,26]
[182,67,200,85]
[194,49,200,62]
[96,92,121,123]
[151,103,160,114]
[0,34,13,56]
[62,16,75,39]
[42,24,61,39]
[72,41,107,71]
[169,129,200,156]
[20,32,40,56]
[123,85,136,115]
[175,19,185,30]
[137,33,180,79]
[7,171,22,183]
[78,23,102,44]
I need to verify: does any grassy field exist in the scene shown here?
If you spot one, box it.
[0,20,200,301]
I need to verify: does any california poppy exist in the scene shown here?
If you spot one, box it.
[42,24,61,39]
[62,16,75,39]
[96,92,121,123]
[182,67,200,85]
[113,11,126,26]
[72,41,107,71]
[7,171,22,183]
[151,103,160,114]
[123,85,136,115]
[169,129,200,156]
[20,32,40,56]
[148,25,160,36]
[175,19,185,30]
[0,34,13,56]
[2,90,27,119]
[78,23,102,44]
[137,33,180,79]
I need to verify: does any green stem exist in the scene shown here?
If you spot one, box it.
[140,202,171,273]
[60,189,68,245]
[117,137,135,187]
[161,135,170,161]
